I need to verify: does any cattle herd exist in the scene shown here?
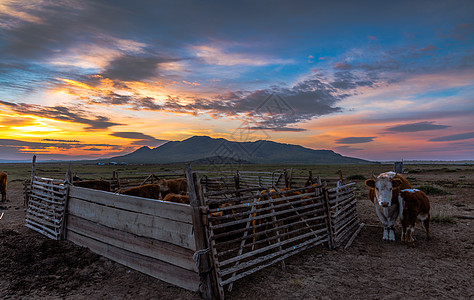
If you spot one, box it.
[1,169,431,247]
[71,177,189,204]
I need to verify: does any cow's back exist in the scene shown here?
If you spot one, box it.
[400,189,430,215]
[121,184,161,200]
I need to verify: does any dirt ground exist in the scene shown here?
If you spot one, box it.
[1,165,473,299]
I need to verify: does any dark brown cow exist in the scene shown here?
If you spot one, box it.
[399,189,431,247]
[0,172,7,202]
[162,193,189,204]
[158,178,187,196]
[119,184,161,200]
[73,180,111,192]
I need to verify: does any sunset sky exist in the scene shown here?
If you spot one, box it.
[0,0,473,162]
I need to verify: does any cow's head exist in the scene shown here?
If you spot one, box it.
[157,179,170,196]
[365,172,402,207]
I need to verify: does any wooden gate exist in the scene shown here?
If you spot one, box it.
[25,175,68,240]
[197,174,330,299]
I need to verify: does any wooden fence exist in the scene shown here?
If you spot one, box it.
[66,186,199,291]
[24,164,361,300]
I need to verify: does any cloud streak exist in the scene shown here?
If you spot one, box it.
[385,121,451,132]
[0,100,121,129]
[429,132,474,142]
[335,137,375,144]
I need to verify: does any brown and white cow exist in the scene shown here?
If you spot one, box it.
[0,172,7,202]
[365,171,411,241]
[399,189,431,247]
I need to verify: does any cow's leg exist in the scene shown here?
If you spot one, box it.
[385,207,398,242]
[423,214,432,241]
[388,226,396,241]
[406,224,415,247]
[400,218,407,243]
[375,206,390,240]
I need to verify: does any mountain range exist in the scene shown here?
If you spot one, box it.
[105,136,374,165]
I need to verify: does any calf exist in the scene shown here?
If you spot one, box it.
[73,180,111,192]
[158,178,187,197]
[162,193,189,204]
[399,189,431,247]
[365,171,411,241]
[119,184,161,200]
[0,172,7,202]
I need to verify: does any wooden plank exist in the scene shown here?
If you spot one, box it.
[30,188,66,201]
[67,230,200,292]
[186,166,220,300]
[69,186,192,224]
[327,182,355,193]
[29,194,65,206]
[25,218,59,237]
[219,228,327,269]
[344,223,364,249]
[68,197,196,250]
[209,196,325,221]
[26,223,58,240]
[219,234,327,278]
[27,209,62,223]
[210,203,327,230]
[26,213,61,228]
[32,180,66,190]
[67,215,197,272]
[28,202,64,217]
[215,215,327,252]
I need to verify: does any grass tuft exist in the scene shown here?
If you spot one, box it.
[431,213,456,224]
[417,185,448,195]
[347,174,366,180]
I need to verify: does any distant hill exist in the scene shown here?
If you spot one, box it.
[104,136,374,165]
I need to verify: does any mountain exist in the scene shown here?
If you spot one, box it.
[106,136,374,164]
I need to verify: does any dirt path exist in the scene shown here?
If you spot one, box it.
[1,169,473,299]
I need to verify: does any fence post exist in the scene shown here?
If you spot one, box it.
[288,168,293,189]
[29,155,36,191]
[185,165,220,300]
[323,187,335,249]
[60,163,73,240]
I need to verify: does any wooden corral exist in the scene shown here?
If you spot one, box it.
[24,162,361,300]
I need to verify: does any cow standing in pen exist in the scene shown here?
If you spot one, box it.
[365,171,411,241]
[0,172,7,202]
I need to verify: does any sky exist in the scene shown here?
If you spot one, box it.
[0,0,473,162]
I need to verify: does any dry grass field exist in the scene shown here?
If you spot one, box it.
[1,163,473,299]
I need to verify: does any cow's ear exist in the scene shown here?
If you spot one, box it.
[392,178,402,188]
[365,179,375,188]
